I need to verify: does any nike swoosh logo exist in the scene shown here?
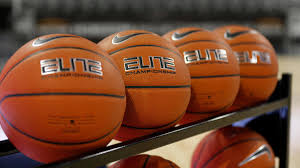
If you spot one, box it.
[238,144,272,167]
[112,32,151,44]
[32,35,79,46]
[172,30,202,41]
[224,30,256,39]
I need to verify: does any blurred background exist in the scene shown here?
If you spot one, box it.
[0,0,300,61]
[0,0,299,167]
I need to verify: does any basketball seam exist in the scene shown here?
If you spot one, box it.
[121,108,185,130]
[112,33,153,44]
[240,74,277,78]
[191,74,240,79]
[32,35,80,46]
[230,42,274,50]
[175,40,231,49]
[193,131,218,168]
[239,64,274,66]
[0,109,122,145]
[0,46,118,86]
[171,29,203,41]
[167,160,176,168]
[0,93,125,104]
[142,155,151,168]
[125,85,191,89]
[201,138,266,168]
[108,44,181,57]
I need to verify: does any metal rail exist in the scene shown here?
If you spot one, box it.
[0,73,292,168]
[37,98,289,168]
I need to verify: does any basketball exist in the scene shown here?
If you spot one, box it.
[98,30,191,141]
[0,34,126,163]
[191,126,275,168]
[110,154,180,168]
[163,27,240,124]
[214,25,278,111]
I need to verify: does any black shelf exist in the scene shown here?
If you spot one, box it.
[0,73,292,168]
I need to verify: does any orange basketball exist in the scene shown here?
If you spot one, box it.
[98,30,191,141]
[163,27,240,124]
[214,25,278,111]
[110,154,180,168]
[0,34,126,163]
[191,126,275,168]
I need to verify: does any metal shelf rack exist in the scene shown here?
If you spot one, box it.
[0,73,292,168]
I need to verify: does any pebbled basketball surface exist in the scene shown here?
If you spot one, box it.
[98,30,191,141]
[109,154,180,168]
[0,34,126,163]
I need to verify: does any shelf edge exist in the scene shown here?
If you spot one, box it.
[40,98,288,168]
